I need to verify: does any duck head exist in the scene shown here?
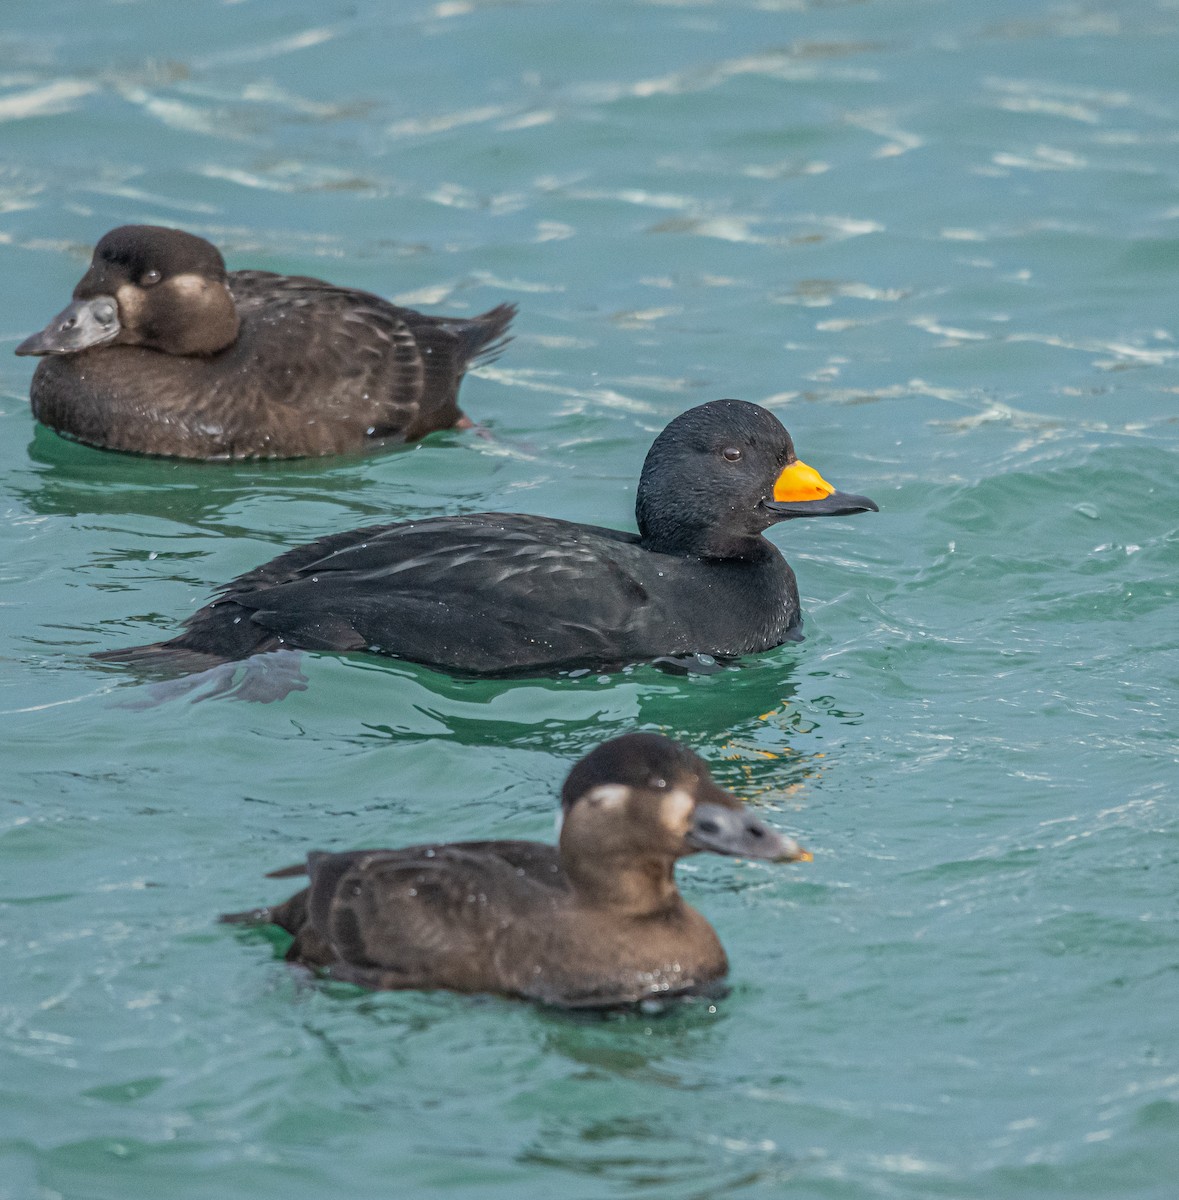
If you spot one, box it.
[16,225,240,359]
[635,399,878,557]
[558,732,810,912]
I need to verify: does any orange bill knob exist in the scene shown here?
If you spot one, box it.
[773,459,837,503]
[764,459,878,520]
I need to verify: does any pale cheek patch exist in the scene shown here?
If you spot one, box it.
[584,784,630,810]
[169,272,211,299]
[115,283,145,327]
[659,787,695,834]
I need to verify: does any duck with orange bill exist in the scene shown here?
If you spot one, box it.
[95,399,877,685]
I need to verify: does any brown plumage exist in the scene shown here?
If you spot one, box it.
[15,225,515,459]
[222,733,812,1008]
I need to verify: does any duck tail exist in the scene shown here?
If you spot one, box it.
[219,905,276,926]
[221,880,310,934]
[265,862,310,879]
[91,639,232,675]
[465,302,518,367]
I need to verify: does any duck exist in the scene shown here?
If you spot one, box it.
[14,224,516,459]
[94,399,877,683]
[221,732,812,1007]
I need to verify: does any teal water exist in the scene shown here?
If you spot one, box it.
[2,1,1178,1197]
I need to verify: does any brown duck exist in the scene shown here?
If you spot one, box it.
[222,733,812,1008]
[15,224,515,459]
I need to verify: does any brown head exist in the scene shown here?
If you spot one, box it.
[15,225,240,359]
[557,732,811,914]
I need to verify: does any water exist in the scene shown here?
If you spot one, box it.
[2,1,1177,1196]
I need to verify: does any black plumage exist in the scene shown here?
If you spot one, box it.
[95,399,877,682]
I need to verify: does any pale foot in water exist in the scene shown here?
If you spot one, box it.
[109,649,308,708]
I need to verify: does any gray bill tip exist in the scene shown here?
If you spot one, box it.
[15,296,120,356]
[765,490,879,520]
[686,801,812,862]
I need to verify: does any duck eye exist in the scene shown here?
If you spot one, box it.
[649,776,667,790]
[721,446,743,463]
[141,269,162,286]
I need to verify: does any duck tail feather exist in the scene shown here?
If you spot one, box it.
[91,640,232,674]
[219,906,275,925]
[265,861,311,880]
[467,302,518,366]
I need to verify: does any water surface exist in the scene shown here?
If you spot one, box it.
[1,2,1177,1197]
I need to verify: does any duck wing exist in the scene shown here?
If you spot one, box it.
[286,842,567,993]
[189,513,669,674]
[227,272,515,449]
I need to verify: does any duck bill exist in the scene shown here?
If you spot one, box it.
[14,296,121,356]
[765,458,878,519]
[686,801,812,863]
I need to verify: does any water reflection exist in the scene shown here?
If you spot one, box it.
[324,652,830,767]
[16,424,440,529]
[92,644,841,801]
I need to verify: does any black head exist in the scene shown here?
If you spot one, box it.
[559,732,810,869]
[16,225,238,359]
[634,399,878,559]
